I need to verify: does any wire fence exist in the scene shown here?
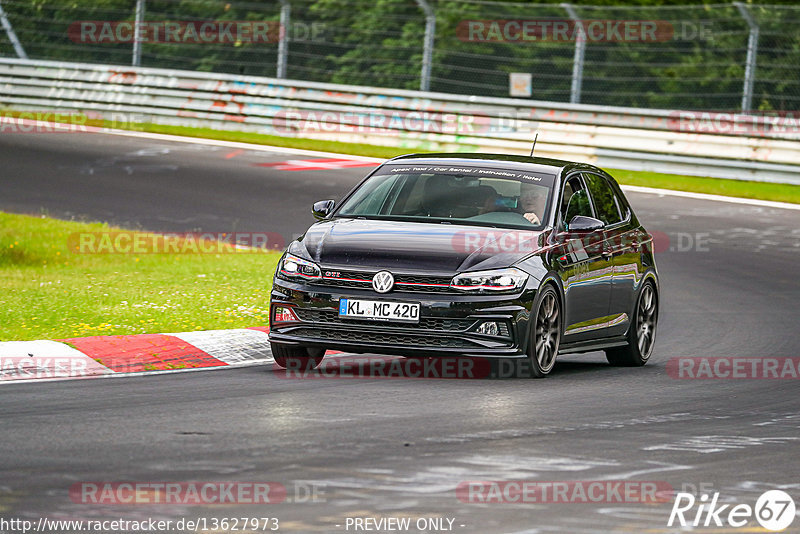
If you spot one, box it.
[0,0,799,111]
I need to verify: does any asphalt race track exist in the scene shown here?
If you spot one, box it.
[1,132,799,533]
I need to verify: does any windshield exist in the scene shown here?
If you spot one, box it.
[335,164,555,229]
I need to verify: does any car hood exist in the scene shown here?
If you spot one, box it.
[292,218,546,273]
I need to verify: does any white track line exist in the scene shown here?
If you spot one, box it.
[621,184,800,211]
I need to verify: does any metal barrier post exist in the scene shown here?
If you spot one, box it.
[734,2,759,112]
[561,3,585,104]
[277,0,291,79]
[0,0,27,59]
[415,0,435,92]
[132,0,145,66]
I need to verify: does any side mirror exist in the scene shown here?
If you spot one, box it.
[567,215,605,232]
[312,200,335,220]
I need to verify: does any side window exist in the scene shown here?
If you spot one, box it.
[584,173,622,225]
[613,184,631,221]
[560,175,594,229]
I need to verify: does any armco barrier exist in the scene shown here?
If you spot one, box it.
[1,58,799,185]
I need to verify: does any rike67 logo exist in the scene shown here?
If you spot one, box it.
[668,490,795,531]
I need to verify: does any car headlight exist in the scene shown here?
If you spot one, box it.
[451,267,528,293]
[277,253,322,281]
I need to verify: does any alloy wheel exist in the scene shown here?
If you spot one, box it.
[535,291,560,373]
[636,284,657,360]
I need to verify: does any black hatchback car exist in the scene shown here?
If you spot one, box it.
[269,153,658,377]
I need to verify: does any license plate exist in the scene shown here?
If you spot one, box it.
[338,298,420,323]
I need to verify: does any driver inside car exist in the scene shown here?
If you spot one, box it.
[518,182,549,224]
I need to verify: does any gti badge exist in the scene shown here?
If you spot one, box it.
[372,271,395,293]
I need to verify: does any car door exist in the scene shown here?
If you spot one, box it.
[555,173,613,342]
[583,172,633,337]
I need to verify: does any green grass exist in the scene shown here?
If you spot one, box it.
[129,123,800,205]
[0,212,280,341]
[607,168,800,204]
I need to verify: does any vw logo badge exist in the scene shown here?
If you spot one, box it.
[372,271,395,293]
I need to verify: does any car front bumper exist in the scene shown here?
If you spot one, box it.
[269,278,534,359]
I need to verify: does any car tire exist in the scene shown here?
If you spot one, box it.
[606,280,658,367]
[522,284,561,378]
[271,343,325,370]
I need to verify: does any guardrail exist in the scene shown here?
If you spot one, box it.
[1,58,799,185]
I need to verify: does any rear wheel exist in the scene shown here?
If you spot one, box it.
[522,285,561,378]
[606,281,658,367]
[271,343,325,370]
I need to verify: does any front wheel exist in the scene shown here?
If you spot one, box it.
[606,281,658,367]
[271,343,325,370]
[522,285,561,378]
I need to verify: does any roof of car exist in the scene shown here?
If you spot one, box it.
[387,153,587,175]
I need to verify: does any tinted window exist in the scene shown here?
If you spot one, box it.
[584,173,622,225]
[560,175,593,228]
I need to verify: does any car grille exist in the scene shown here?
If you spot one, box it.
[314,270,454,294]
[294,308,476,332]
[289,328,481,348]
[394,274,453,293]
